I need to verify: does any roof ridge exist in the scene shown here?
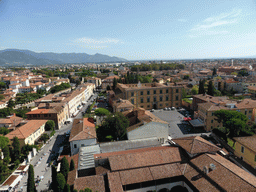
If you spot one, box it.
[190,138,196,153]
[206,154,256,188]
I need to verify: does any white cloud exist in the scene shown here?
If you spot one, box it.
[74,37,121,44]
[190,9,241,33]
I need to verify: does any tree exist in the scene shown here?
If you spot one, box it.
[113,78,117,90]
[207,80,214,96]
[238,69,249,77]
[191,85,198,95]
[45,120,55,131]
[7,98,15,109]
[56,173,66,192]
[0,127,10,135]
[51,165,57,191]
[95,108,110,117]
[40,133,49,143]
[2,145,10,165]
[27,165,36,192]
[212,68,217,76]
[84,188,92,192]
[106,85,111,90]
[0,136,9,149]
[183,75,189,80]
[199,79,205,94]
[214,110,251,138]
[69,158,75,171]
[97,112,129,141]
[60,156,69,180]
[182,88,187,98]
[64,184,71,192]
[12,136,20,161]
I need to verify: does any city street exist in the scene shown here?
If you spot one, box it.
[16,92,98,192]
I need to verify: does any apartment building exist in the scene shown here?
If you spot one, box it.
[234,135,256,168]
[26,103,69,129]
[5,120,47,147]
[116,82,182,110]
[197,99,256,131]
[86,77,102,88]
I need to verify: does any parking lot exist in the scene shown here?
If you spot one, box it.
[152,108,206,138]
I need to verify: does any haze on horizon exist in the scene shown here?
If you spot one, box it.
[1,0,256,60]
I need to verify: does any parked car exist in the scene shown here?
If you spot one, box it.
[151,109,155,112]
[171,107,175,110]
[184,117,192,121]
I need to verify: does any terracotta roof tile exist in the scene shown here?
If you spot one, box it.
[109,147,181,171]
[173,136,220,154]
[149,163,182,180]
[5,120,47,140]
[74,175,105,192]
[119,167,153,185]
[107,172,124,192]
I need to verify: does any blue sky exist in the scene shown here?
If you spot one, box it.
[1,0,256,60]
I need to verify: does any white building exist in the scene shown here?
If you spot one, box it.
[69,118,97,156]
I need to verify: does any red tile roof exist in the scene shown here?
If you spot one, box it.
[74,175,105,192]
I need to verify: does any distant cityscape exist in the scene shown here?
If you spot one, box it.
[1,51,256,191]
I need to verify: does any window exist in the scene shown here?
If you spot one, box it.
[166,96,169,101]
[147,105,150,108]
[160,90,162,94]
[154,90,156,94]
[154,97,157,102]
[81,144,85,147]
[166,89,169,93]
[176,96,179,101]
[166,103,168,106]
[141,106,144,108]
[141,91,143,95]
[140,98,144,103]
[211,120,213,123]
[131,92,134,97]
[74,144,77,148]
[254,155,256,162]
[176,89,179,93]
[49,114,51,117]
[147,91,150,95]
[147,97,150,102]
[131,99,134,104]
[241,146,244,153]
[44,114,48,117]
[160,104,162,107]
[160,96,163,101]
[249,110,252,113]
[33,114,37,117]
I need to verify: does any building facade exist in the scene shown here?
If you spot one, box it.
[116,82,182,110]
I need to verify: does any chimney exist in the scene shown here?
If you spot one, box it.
[13,113,16,117]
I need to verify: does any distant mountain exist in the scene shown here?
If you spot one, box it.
[0,49,127,66]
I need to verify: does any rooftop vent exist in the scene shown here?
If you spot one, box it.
[209,163,216,171]
[203,166,209,175]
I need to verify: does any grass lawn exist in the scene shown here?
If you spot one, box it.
[227,138,235,150]
[182,98,192,104]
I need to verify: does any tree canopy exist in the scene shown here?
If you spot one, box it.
[207,80,214,96]
[199,79,205,94]
[69,158,75,171]
[214,110,252,138]
[12,136,21,161]
[95,108,110,116]
[60,156,69,180]
[0,136,9,149]
[27,165,36,192]
[50,83,71,94]
[130,63,184,71]
[96,112,129,141]
[56,173,66,192]
[45,120,55,131]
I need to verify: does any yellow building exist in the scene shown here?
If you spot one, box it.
[248,86,256,99]
[5,120,47,147]
[197,99,256,131]
[116,82,182,110]
[234,135,256,168]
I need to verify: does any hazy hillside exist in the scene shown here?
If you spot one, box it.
[0,49,127,65]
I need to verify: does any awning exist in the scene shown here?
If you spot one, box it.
[189,119,205,128]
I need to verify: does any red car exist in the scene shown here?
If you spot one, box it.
[184,117,192,121]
